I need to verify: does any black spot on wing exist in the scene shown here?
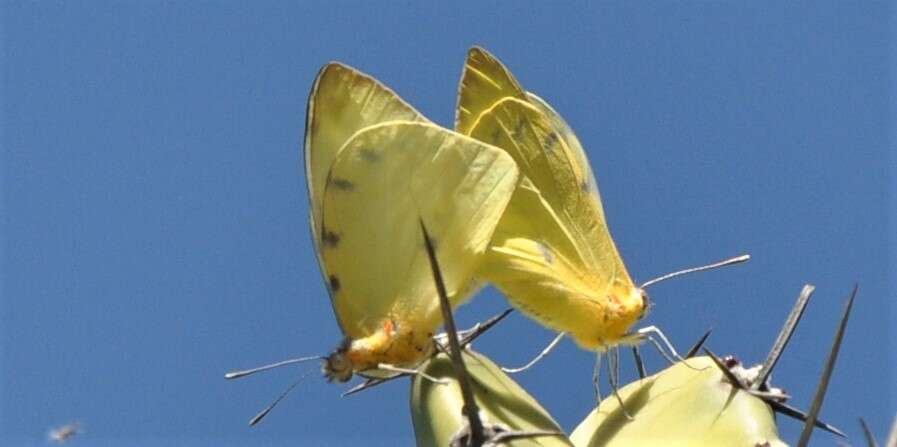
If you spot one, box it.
[358,148,381,163]
[322,228,340,248]
[329,275,341,293]
[490,127,502,144]
[543,131,559,151]
[512,118,527,140]
[329,177,355,191]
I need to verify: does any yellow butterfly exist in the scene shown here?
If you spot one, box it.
[456,48,746,362]
[306,62,520,381]
[455,47,647,352]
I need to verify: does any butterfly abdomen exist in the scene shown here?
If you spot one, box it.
[342,319,436,375]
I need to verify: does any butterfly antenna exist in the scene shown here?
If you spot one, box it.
[248,368,317,427]
[640,254,750,289]
[225,356,324,380]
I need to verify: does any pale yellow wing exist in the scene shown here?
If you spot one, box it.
[304,63,429,273]
[457,48,643,348]
[321,121,519,339]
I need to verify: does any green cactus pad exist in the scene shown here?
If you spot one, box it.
[411,350,573,446]
[571,356,786,447]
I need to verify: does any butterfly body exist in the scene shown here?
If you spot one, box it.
[323,318,436,382]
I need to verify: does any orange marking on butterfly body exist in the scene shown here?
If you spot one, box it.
[327,317,436,381]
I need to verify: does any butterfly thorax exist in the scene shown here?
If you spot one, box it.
[323,318,435,382]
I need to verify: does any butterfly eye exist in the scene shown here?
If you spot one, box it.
[639,288,652,319]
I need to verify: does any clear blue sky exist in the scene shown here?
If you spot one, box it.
[2,2,893,446]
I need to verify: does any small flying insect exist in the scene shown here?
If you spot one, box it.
[47,421,82,444]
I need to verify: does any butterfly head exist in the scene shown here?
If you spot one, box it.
[638,287,652,320]
[323,339,354,383]
[613,284,649,330]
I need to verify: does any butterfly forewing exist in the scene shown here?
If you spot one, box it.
[305,63,428,274]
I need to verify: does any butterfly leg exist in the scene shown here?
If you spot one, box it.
[643,335,678,365]
[501,332,565,373]
[636,326,704,372]
[608,347,634,420]
[631,345,647,379]
[635,325,682,360]
[637,325,694,368]
[376,363,449,385]
[592,352,603,404]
